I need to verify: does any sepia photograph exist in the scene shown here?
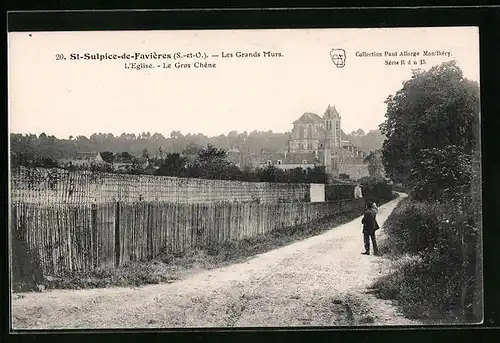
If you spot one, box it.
[8,26,482,329]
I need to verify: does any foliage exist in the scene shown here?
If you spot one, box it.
[364,150,385,178]
[346,129,386,154]
[187,144,235,179]
[380,61,479,187]
[182,141,203,155]
[11,231,44,292]
[152,144,328,184]
[307,166,328,184]
[375,195,480,322]
[358,176,394,203]
[89,163,114,173]
[10,130,292,160]
[11,152,59,169]
[155,153,188,177]
[408,145,472,201]
[99,151,115,164]
[254,166,327,184]
[373,61,481,323]
[11,125,385,164]
[338,173,350,180]
[118,151,134,162]
[118,162,145,175]
[325,184,355,200]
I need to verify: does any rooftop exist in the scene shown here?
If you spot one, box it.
[324,105,340,118]
[293,112,323,124]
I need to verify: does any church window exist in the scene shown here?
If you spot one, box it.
[299,143,303,149]
[307,142,312,150]
[267,160,272,166]
[277,160,282,165]
[299,126,305,139]
[307,126,313,139]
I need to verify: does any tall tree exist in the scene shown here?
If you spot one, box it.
[364,150,385,178]
[380,61,479,186]
[156,153,187,177]
[188,144,235,179]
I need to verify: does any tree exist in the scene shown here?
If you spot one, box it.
[380,61,479,186]
[306,165,328,184]
[346,129,385,153]
[100,151,115,163]
[258,165,283,183]
[408,146,472,201]
[119,151,133,161]
[156,153,187,177]
[182,142,203,155]
[188,144,235,179]
[364,150,385,178]
[31,157,59,168]
[142,148,149,159]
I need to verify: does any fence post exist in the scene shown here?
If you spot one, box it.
[91,203,98,269]
[115,201,120,267]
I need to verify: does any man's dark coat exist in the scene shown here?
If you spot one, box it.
[361,208,379,234]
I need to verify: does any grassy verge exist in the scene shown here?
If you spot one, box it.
[15,202,376,292]
[370,197,481,324]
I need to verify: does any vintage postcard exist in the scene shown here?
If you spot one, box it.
[8,27,482,329]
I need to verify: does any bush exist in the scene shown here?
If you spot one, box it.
[372,256,467,321]
[382,198,441,255]
[325,184,354,201]
[408,146,472,201]
[358,176,394,203]
[393,183,407,193]
[11,234,44,292]
[376,195,481,322]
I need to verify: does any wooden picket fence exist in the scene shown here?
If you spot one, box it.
[11,198,365,275]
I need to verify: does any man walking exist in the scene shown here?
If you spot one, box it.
[361,201,379,255]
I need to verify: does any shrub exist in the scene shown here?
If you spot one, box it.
[382,198,442,255]
[393,183,407,193]
[11,233,44,292]
[325,184,354,201]
[377,194,481,322]
[358,176,394,203]
[408,146,472,201]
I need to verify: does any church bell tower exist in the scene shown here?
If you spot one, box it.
[323,105,341,147]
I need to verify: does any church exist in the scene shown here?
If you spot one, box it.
[228,105,370,180]
[285,105,368,178]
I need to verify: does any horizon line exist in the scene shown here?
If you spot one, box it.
[9,127,382,140]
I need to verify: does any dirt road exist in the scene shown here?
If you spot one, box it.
[12,195,419,329]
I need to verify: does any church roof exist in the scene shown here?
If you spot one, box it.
[324,105,340,118]
[293,112,323,124]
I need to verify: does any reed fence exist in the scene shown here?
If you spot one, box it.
[11,198,365,275]
[10,167,310,204]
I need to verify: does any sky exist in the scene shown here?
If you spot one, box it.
[8,27,479,139]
